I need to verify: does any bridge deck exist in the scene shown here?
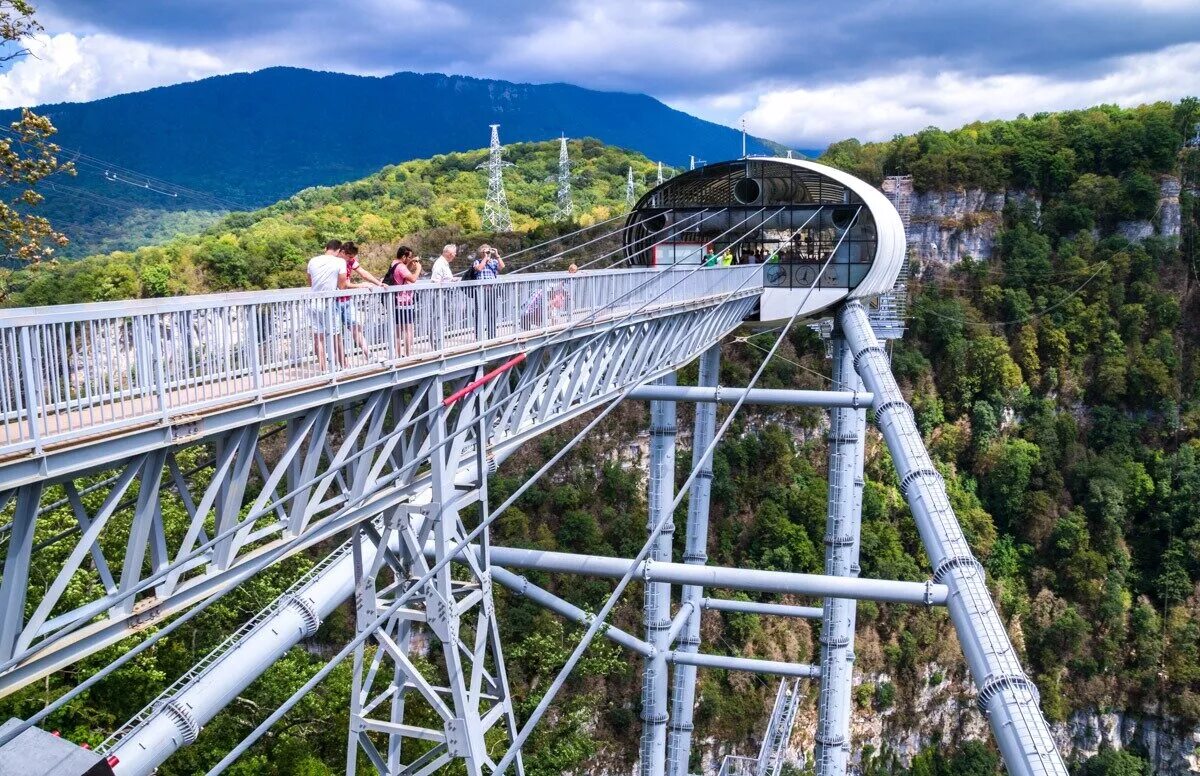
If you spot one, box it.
[0,267,762,461]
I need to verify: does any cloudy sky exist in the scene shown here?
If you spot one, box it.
[2,0,1198,148]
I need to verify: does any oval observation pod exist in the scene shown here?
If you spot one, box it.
[623,158,905,322]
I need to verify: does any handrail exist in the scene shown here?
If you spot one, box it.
[0,266,764,457]
[0,267,606,326]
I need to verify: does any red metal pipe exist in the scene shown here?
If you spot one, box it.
[442,353,527,407]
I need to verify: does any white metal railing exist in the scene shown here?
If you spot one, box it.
[718,755,758,776]
[0,267,763,457]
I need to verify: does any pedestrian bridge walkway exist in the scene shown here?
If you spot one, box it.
[0,267,763,462]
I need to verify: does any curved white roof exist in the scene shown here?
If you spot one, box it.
[759,157,906,300]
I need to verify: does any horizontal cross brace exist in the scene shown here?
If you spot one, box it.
[480,546,946,606]
[664,651,819,679]
[700,597,823,619]
[627,385,873,408]
[492,567,819,679]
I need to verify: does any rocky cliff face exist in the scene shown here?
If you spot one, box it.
[907,176,1182,265]
[698,669,1200,775]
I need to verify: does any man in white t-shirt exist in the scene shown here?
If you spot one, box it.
[431,244,457,283]
[308,239,353,368]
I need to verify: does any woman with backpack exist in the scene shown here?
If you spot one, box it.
[385,246,422,357]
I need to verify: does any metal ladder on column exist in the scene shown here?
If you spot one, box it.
[756,679,803,775]
[716,678,803,776]
[869,175,913,339]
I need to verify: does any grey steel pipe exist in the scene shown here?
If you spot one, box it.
[490,568,651,656]
[664,652,820,680]
[700,597,822,619]
[641,375,677,776]
[483,547,947,606]
[814,337,866,776]
[665,601,697,646]
[492,567,818,682]
[839,300,1066,776]
[629,385,873,408]
[667,345,718,776]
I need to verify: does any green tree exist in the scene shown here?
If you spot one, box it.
[0,1,74,281]
[1079,749,1152,776]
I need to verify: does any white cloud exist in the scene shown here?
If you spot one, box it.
[737,42,1200,148]
[487,0,766,89]
[0,32,226,108]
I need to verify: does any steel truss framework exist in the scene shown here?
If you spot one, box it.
[0,296,1069,776]
[0,295,755,700]
[344,376,522,776]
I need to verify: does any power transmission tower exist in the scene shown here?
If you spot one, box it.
[626,166,637,208]
[656,161,664,186]
[479,124,514,232]
[553,136,575,222]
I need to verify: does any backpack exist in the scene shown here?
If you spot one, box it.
[462,264,480,281]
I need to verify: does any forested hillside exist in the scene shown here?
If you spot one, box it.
[2,102,1198,775]
[3,67,787,258]
[3,137,653,305]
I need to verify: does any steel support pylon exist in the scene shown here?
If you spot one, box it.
[641,373,677,776]
[814,336,866,776]
[840,300,1067,776]
[344,379,523,775]
[666,345,719,776]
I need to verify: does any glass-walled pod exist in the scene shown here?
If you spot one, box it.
[623,158,904,322]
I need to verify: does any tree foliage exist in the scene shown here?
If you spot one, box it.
[0,1,73,278]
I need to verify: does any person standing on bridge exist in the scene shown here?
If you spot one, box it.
[472,244,504,339]
[431,244,457,284]
[308,239,353,370]
[337,242,384,365]
[430,244,459,343]
[385,246,422,358]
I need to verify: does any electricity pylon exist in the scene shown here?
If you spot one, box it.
[553,135,575,222]
[480,124,514,232]
[626,166,637,208]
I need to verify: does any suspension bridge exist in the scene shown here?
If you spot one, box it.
[0,158,1064,776]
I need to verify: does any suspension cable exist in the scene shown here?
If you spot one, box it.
[504,211,636,272]
[0,217,765,678]
[0,230,774,737]
[515,207,707,274]
[489,210,834,775]
[199,226,787,775]
[576,207,737,271]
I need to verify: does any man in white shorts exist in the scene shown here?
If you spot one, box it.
[308,239,356,369]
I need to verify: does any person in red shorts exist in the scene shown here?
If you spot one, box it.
[337,242,385,365]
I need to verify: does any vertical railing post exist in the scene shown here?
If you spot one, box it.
[151,316,169,422]
[18,327,43,454]
[474,284,485,343]
[434,288,445,352]
[246,306,263,399]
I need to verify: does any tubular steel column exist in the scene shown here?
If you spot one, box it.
[666,345,718,776]
[814,336,866,776]
[840,300,1066,776]
[641,373,677,776]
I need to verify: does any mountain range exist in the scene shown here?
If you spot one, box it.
[4,67,797,256]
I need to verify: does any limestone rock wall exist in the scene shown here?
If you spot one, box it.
[907,175,1182,266]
